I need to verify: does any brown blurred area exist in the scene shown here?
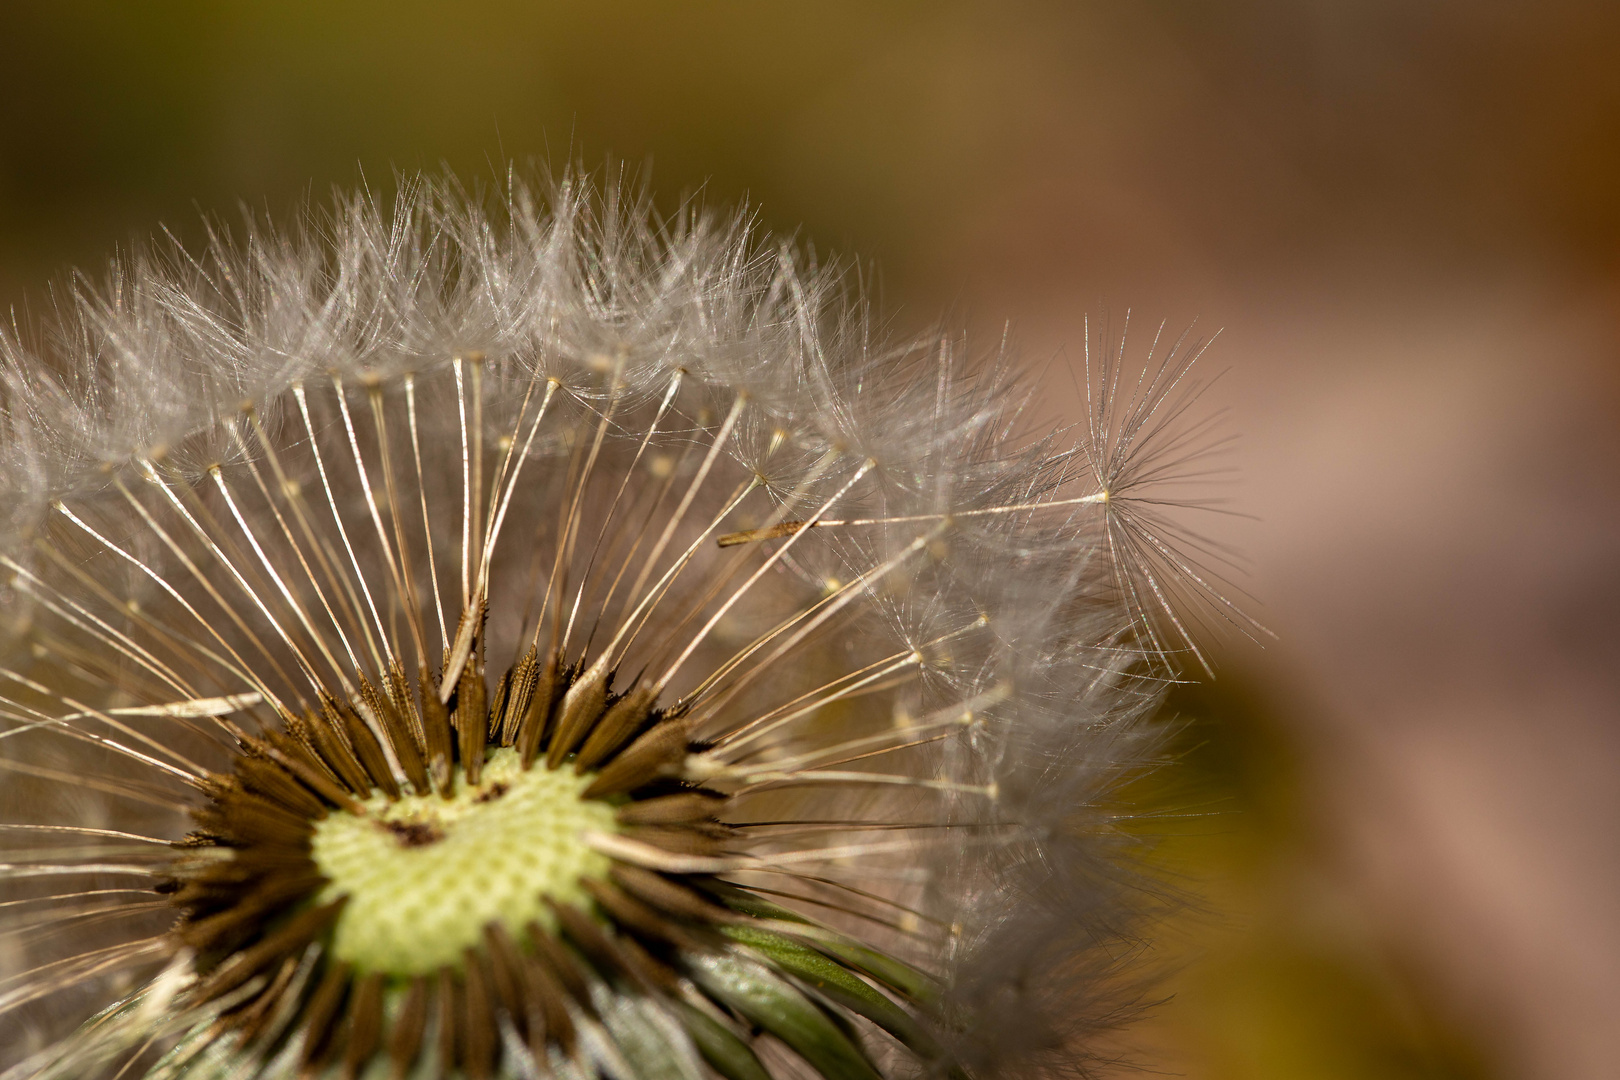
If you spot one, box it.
[2,3,1616,1077]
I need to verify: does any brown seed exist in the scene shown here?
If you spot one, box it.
[303,707,373,795]
[494,648,539,746]
[225,951,300,1047]
[364,673,430,794]
[526,920,591,1007]
[262,730,365,813]
[483,922,539,1043]
[487,666,513,746]
[341,971,385,1080]
[328,694,400,799]
[546,665,609,768]
[516,647,564,767]
[622,824,729,857]
[613,791,725,826]
[581,877,700,951]
[296,960,352,1073]
[418,672,455,797]
[456,651,489,785]
[523,950,574,1051]
[613,931,683,992]
[386,976,429,1080]
[179,868,324,952]
[546,898,626,977]
[195,898,346,1005]
[461,947,498,1080]
[436,966,459,1076]
[610,863,734,924]
[581,717,694,798]
[574,681,659,772]
[201,786,316,848]
[234,749,327,819]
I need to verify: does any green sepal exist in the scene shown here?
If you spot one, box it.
[812,937,941,1006]
[711,886,941,1002]
[688,950,882,1080]
[724,925,958,1073]
[708,884,813,924]
[596,992,706,1080]
[672,1000,773,1080]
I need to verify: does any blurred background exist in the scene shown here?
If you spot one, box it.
[2,3,1616,1077]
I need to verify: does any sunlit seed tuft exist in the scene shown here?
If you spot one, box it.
[0,168,1247,1080]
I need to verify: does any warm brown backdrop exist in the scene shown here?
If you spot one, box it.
[4,4,1617,1078]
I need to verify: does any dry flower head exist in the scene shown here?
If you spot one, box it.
[0,170,1250,1079]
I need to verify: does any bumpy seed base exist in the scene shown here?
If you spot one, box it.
[310,747,619,974]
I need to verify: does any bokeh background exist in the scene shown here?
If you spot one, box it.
[3,3,1617,1078]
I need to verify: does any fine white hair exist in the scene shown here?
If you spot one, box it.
[0,168,1236,1078]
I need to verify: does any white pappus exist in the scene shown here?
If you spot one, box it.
[0,169,1242,1080]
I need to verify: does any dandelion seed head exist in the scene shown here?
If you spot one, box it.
[306,749,619,975]
[0,168,1241,1079]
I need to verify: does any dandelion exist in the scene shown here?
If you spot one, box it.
[0,171,1239,1079]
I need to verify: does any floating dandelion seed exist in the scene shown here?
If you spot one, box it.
[0,171,1245,1079]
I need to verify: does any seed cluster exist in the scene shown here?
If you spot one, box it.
[161,632,793,1080]
[0,174,1231,1080]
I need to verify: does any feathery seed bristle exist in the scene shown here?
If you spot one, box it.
[0,168,1247,1080]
